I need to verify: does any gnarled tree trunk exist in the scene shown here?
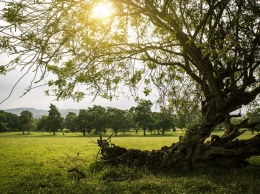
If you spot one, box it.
[98,102,260,171]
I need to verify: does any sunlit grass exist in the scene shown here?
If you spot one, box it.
[0,131,259,194]
[0,134,98,193]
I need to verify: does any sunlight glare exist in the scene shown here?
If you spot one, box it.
[92,3,112,19]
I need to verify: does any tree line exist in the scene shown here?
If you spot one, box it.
[0,99,196,135]
[1,100,259,136]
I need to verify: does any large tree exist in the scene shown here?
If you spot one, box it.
[0,0,259,169]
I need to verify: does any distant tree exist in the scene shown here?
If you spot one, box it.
[5,112,19,132]
[134,100,153,136]
[153,110,174,135]
[0,111,8,132]
[159,111,174,135]
[19,110,34,134]
[125,107,137,133]
[63,112,77,132]
[77,109,92,136]
[106,107,127,136]
[36,115,48,131]
[88,105,107,138]
[46,104,63,135]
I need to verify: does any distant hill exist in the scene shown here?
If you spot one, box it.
[3,108,79,118]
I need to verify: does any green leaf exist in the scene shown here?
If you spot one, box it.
[0,66,7,75]
[143,88,151,96]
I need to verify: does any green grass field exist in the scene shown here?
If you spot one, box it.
[0,131,259,194]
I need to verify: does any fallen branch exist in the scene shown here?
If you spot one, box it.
[88,136,96,144]
[96,132,116,160]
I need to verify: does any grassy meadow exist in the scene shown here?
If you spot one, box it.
[0,131,259,194]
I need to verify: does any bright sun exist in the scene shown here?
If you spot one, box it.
[92,3,112,19]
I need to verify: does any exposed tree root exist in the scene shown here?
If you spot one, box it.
[98,134,260,171]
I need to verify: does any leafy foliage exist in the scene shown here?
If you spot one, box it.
[106,107,128,135]
[0,111,8,132]
[63,112,77,132]
[77,109,92,136]
[88,105,107,137]
[19,110,34,134]
[153,109,175,135]
[0,110,20,132]
[134,100,154,136]
[46,104,63,135]
[0,0,258,119]
[36,115,48,131]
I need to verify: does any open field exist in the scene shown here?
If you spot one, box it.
[0,131,259,194]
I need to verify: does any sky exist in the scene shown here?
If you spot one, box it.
[0,54,154,111]
[0,77,142,111]
[0,69,141,110]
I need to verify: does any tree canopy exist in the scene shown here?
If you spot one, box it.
[63,112,77,132]
[106,107,128,135]
[0,0,259,169]
[134,99,153,136]
[19,110,34,134]
[1,1,259,110]
[77,109,92,136]
[0,111,8,132]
